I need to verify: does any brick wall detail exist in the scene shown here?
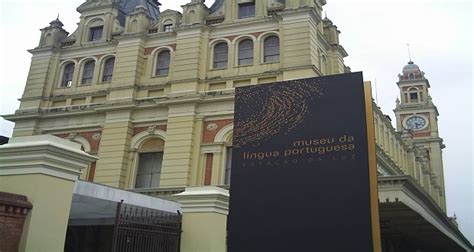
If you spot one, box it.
[55,131,101,182]
[0,192,32,252]
[144,44,177,55]
[54,131,102,154]
[133,125,167,136]
[204,153,214,186]
[203,119,233,143]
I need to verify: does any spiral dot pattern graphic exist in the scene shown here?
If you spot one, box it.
[234,79,324,148]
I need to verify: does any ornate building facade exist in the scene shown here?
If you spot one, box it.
[3,0,472,251]
[6,0,349,189]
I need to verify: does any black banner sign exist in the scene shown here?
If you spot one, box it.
[228,72,381,252]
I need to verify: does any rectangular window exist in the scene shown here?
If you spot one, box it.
[225,147,232,185]
[213,43,228,69]
[89,26,103,41]
[239,49,253,65]
[102,58,115,83]
[264,37,280,63]
[239,3,255,19]
[61,63,75,87]
[102,75,112,83]
[164,24,173,32]
[410,92,418,101]
[238,40,254,66]
[135,152,163,188]
[82,61,95,85]
[156,51,171,76]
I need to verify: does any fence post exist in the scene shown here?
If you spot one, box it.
[111,200,123,252]
[173,186,229,252]
[0,135,97,252]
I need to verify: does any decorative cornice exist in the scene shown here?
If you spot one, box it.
[0,135,98,181]
[173,186,229,215]
[0,192,32,213]
[201,143,226,154]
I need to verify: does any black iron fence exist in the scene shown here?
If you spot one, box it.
[112,201,182,252]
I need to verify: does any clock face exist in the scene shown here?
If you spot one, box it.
[405,116,427,131]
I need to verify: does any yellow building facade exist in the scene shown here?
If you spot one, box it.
[3,0,472,251]
[7,0,350,190]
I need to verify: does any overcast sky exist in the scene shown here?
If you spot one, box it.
[0,0,472,243]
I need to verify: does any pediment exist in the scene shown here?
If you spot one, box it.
[160,9,181,17]
[77,0,114,12]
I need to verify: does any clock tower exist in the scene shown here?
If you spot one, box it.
[394,61,447,211]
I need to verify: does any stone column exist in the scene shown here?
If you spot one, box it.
[0,135,97,252]
[174,186,229,252]
[94,110,133,188]
[161,104,200,187]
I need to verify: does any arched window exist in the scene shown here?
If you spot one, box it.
[214,126,233,185]
[408,88,419,102]
[81,60,95,85]
[156,50,170,76]
[44,33,53,45]
[213,42,228,69]
[135,138,164,188]
[409,73,414,79]
[238,39,253,66]
[164,24,173,32]
[61,63,75,87]
[102,57,115,83]
[163,20,173,32]
[188,10,197,24]
[321,55,327,74]
[264,36,279,63]
[85,18,105,43]
[130,20,138,33]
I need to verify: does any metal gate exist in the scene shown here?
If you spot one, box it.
[112,201,182,252]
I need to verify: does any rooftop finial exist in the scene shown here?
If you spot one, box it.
[324,11,327,19]
[407,43,413,63]
[49,13,64,27]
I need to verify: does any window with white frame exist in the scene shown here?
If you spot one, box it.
[61,63,75,87]
[164,24,173,32]
[238,39,254,66]
[213,42,228,69]
[102,57,115,83]
[264,36,279,63]
[81,60,95,85]
[156,50,170,76]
